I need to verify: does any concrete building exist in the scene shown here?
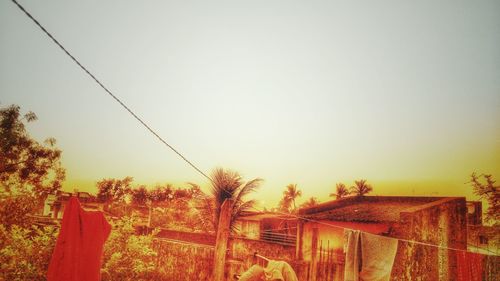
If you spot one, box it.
[297,196,468,281]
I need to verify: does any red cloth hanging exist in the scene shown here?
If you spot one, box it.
[47,197,111,281]
[456,251,484,281]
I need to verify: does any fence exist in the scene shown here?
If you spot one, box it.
[153,238,215,281]
[260,229,297,247]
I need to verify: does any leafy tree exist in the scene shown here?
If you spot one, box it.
[350,179,373,197]
[0,104,65,201]
[300,197,320,209]
[283,183,302,211]
[149,184,173,204]
[330,183,350,200]
[96,177,133,203]
[0,224,59,281]
[0,190,38,227]
[469,172,499,224]
[204,167,262,232]
[101,216,165,281]
[130,185,150,206]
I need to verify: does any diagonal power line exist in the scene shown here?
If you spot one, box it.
[10,0,214,184]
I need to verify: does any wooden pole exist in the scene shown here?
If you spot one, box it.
[213,199,233,281]
[310,226,319,280]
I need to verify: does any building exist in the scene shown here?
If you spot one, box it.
[234,212,297,246]
[466,201,499,255]
[297,195,468,281]
[42,190,103,219]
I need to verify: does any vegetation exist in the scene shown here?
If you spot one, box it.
[0,224,59,281]
[281,183,302,213]
[101,216,165,281]
[329,183,350,200]
[300,197,320,208]
[469,172,499,225]
[0,105,65,227]
[203,167,262,232]
[350,179,373,196]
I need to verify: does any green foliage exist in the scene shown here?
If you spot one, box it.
[203,167,262,232]
[102,216,165,281]
[300,197,320,209]
[0,190,38,227]
[0,224,59,281]
[350,179,373,196]
[96,177,133,203]
[469,172,499,225]
[282,183,302,211]
[0,104,65,202]
[330,183,350,200]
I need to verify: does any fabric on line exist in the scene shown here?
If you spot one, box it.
[47,197,111,281]
[359,232,398,281]
[344,229,361,281]
[344,230,398,281]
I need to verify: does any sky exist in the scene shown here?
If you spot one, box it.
[1,0,499,208]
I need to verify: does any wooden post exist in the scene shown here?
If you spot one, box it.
[213,199,233,281]
[310,226,319,281]
[296,219,304,260]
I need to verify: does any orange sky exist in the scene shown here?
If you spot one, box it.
[1,1,499,209]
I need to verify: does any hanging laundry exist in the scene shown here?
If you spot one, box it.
[47,197,111,281]
[359,232,398,281]
[457,251,483,281]
[238,260,298,281]
[343,230,398,281]
[344,230,361,281]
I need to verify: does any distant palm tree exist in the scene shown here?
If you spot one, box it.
[283,184,302,211]
[301,197,320,208]
[350,179,373,196]
[329,183,350,200]
[204,167,262,232]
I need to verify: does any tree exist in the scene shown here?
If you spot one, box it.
[301,197,320,209]
[350,179,373,196]
[96,177,133,203]
[330,183,350,200]
[469,172,499,224]
[283,184,302,211]
[277,197,292,213]
[0,104,65,200]
[130,185,150,206]
[204,167,262,232]
[149,184,173,205]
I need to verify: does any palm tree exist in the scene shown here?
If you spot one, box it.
[350,179,373,196]
[283,184,302,211]
[277,197,292,213]
[301,197,320,208]
[329,183,350,200]
[204,167,262,232]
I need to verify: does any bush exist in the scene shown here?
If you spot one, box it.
[0,224,58,281]
[102,216,165,281]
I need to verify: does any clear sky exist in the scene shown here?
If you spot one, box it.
[1,0,499,208]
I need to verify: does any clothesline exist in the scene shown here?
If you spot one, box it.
[252,207,499,256]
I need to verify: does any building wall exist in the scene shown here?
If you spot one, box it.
[233,220,261,240]
[299,220,393,261]
[391,197,467,281]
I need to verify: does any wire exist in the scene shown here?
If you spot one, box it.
[11,0,498,258]
[9,0,214,185]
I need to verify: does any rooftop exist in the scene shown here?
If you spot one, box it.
[299,196,459,223]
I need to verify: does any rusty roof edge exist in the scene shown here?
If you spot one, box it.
[298,195,452,216]
[399,197,465,217]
